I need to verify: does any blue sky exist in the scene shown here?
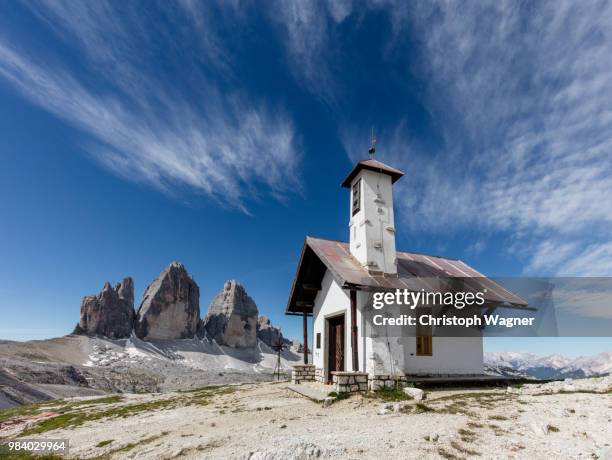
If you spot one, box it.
[1,1,611,356]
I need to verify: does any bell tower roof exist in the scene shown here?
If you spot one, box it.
[341,158,405,188]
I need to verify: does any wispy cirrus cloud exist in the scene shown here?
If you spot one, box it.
[0,1,300,211]
[275,0,612,275]
[398,1,612,274]
[268,0,353,105]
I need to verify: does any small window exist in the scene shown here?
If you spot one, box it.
[316,333,321,349]
[352,179,361,216]
[416,335,433,356]
[416,308,433,356]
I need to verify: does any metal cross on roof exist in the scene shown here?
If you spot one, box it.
[368,127,377,158]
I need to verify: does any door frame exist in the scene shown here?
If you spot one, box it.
[325,312,346,384]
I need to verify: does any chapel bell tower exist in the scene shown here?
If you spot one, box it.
[341,145,404,275]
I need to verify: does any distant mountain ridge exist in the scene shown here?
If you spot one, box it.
[485,351,612,379]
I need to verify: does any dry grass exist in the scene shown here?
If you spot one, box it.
[366,387,413,402]
[457,427,478,443]
[0,396,122,424]
[89,432,169,460]
[450,440,481,456]
[466,421,484,429]
[438,447,464,460]
[17,386,237,436]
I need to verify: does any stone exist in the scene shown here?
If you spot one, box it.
[378,403,393,415]
[529,422,549,436]
[392,402,410,413]
[323,397,334,408]
[134,262,200,340]
[73,277,134,338]
[201,280,258,348]
[403,387,425,401]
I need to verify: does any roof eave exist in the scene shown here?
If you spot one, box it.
[340,162,405,188]
[284,238,309,315]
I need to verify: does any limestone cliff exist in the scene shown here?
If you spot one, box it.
[202,280,258,348]
[73,278,134,338]
[134,262,200,340]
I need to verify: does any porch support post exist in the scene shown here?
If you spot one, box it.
[350,290,358,371]
[302,311,308,364]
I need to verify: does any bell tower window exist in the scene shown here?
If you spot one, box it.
[352,179,361,216]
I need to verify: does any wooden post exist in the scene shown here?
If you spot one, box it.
[303,311,308,364]
[350,290,358,371]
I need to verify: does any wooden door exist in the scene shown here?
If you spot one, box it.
[327,315,345,383]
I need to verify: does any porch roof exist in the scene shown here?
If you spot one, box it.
[285,236,529,315]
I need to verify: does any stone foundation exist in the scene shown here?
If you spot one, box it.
[368,374,408,391]
[291,364,316,384]
[292,368,485,391]
[331,371,369,393]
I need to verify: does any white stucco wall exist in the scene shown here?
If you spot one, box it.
[363,299,484,375]
[312,273,483,377]
[366,333,483,375]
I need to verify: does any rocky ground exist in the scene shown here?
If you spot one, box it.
[0,335,300,409]
[0,377,610,459]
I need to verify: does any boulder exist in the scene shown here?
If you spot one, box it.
[134,262,200,340]
[73,278,134,338]
[202,280,258,348]
[403,387,425,401]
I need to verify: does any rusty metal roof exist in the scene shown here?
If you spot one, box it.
[286,236,528,314]
[341,159,405,188]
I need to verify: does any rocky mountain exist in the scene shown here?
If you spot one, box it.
[2,265,302,408]
[485,351,612,379]
[74,262,301,353]
[201,280,259,348]
[256,316,291,348]
[135,262,200,340]
[73,278,134,338]
[72,264,298,351]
